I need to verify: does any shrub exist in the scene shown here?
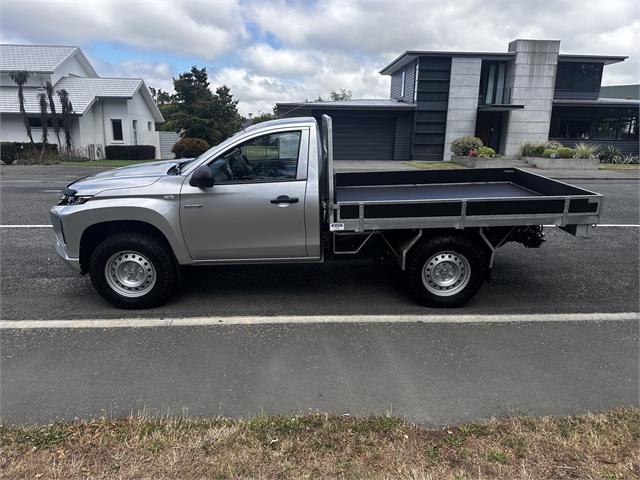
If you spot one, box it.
[172,138,210,158]
[542,149,558,158]
[450,136,483,156]
[477,146,496,157]
[544,140,565,150]
[557,147,575,159]
[60,149,91,162]
[15,148,62,165]
[105,145,155,160]
[574,143,598,159]
[1,142,58,165]
[615,154,639,165]
[597,145,621,163]
[519,141,545,158]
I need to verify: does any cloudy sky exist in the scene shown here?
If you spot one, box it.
[1,0,638,116]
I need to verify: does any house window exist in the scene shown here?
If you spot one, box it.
[132,119,138,145]
[148,121,153,131]
[550,106,639,141]
[479,61,508,105]
[400,69,405,98]
[27,117,59,128]
[111,119,123,141]
[554,62,602,92]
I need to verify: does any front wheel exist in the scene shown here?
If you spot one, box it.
[405,235,488,308]
[89,233,178,309]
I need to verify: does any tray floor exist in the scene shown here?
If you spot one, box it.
[335,182,540,203]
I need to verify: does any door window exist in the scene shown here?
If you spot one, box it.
[209,131,301,183]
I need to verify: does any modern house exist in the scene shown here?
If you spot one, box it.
[0,44,177,159]
[277,39,639,161]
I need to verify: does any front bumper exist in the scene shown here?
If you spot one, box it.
[54,237,81,272]
[50,207,82,273]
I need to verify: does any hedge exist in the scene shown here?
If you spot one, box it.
[1,142,59,165]
[172,138,210,158]
[105,145,155,160]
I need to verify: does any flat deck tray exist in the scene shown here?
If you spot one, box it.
[336,182,539,203]
[332,168,602,231]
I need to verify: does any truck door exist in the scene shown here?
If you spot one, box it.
[180,128,309,260]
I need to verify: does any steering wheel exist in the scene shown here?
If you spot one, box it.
[230,148,253,179]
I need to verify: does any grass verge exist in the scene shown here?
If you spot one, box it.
[404,161,465,170]
[61,159,153,168]
[1,408,638,479]
[599,163,640,170]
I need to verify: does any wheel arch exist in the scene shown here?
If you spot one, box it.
[79,220,175,274]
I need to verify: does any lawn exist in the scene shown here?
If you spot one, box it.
[599,163,640,170]
[61,159,156,168]
[405,161,465,170]
[1,408,637,479]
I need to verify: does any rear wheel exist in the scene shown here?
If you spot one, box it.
[89,233,177,309]
[405,235,487,308]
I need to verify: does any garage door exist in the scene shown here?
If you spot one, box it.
[332,117,395,160]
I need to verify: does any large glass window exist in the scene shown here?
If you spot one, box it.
[479,61,508,104]
[618,117,639,140]
[210,131,301,183]
[550,106,639,141]
[554,62,602,92]
[566,120,592,139]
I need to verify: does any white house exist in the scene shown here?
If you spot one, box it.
[0,44,178,159]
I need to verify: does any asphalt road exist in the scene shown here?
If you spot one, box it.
[0,165,638,424]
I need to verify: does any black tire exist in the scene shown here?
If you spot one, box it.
[405,235,488,308]
[89,232,178,309]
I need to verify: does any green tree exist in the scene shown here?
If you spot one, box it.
[38,92,49,157]
[250,111,276,124]
[45,81,62,148]
[158,66,242,146]
[329,89,352,101]
[57,89,74,151]
[9,71,34,143]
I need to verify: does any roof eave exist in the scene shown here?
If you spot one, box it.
[380,50,515,75]
[558,54,628,65]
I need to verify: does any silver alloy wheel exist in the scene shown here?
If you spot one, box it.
[105,251,156,298]
[421,251,471,297]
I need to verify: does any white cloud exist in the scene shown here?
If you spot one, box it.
[0,0,247,59]
[2,0,638,115]
[245,44,316,76]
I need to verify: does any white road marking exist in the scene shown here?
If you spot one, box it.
[0,312,637,330]
[0,225,52,228]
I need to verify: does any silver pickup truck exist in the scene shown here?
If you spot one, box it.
[50,115,602,309]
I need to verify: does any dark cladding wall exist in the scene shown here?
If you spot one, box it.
[403,61,416,103]
[390,72,402,99]
[389,61,417,102]
[413,56,452,160]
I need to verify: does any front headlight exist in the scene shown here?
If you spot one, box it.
[58,195,92,206]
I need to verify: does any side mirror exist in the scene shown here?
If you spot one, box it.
[189,165,214,188]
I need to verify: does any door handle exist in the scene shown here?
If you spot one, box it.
[270,195,299,205]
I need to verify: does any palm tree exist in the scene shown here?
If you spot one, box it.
[9,71,34,143]
[45,82,61,148]
[57,89,73,152]
[38,92,49,158]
